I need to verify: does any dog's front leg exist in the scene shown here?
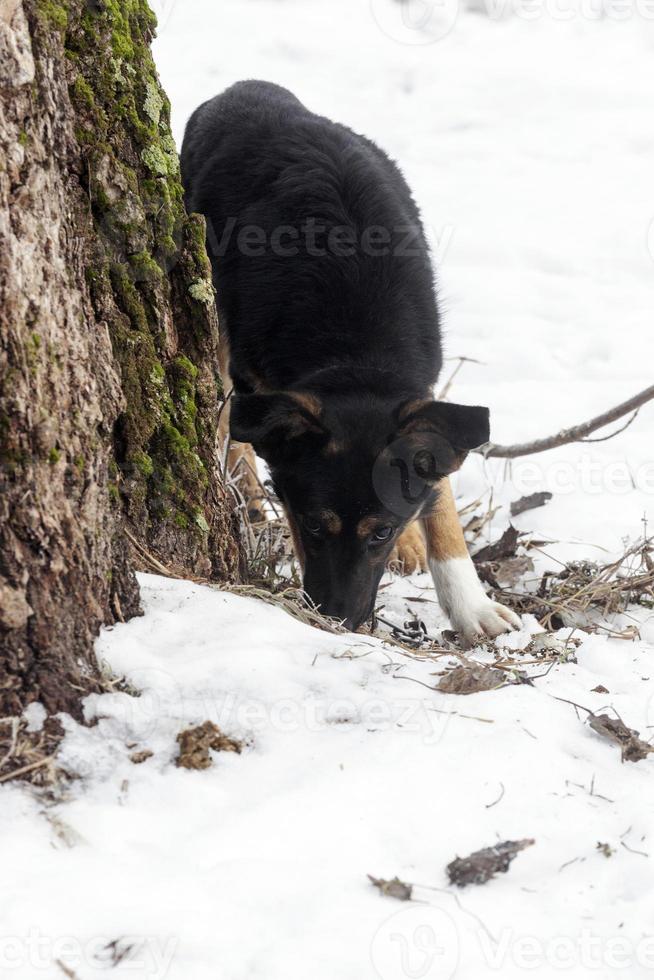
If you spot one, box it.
[421,479,521,647]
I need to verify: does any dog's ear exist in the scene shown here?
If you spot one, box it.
[395,399,490,479]
[230,391,327,462]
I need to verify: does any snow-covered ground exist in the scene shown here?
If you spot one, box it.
[3,1,654,978]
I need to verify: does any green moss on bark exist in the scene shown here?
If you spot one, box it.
[51,0,238,576]
[36,0,68,32]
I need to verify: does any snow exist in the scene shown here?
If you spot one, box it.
[3,576,654,978]
[3,1,654,977]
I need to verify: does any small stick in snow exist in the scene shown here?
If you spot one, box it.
[369,875,497,943]
[485,783,505,809]
[559,856,586,872]
[0,754,55,784]
[477,383,654,459]
[55,961,79,980]
[620,841,649,859]
[437,355,483,401]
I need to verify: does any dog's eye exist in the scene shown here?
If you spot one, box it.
[372,525,394,543]
[303,517,323,536]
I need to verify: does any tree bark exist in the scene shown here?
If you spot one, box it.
[0,0,242,729]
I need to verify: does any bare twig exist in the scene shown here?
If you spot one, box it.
[437,356,483,401]
[485,783,505,809]
[124,528,178,578]
[55,960,79,980]
[478,384,654,459]
[580,411,640,443]
[0,754,55,783]
[621,840,649,859]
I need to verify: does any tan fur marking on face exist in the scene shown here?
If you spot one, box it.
[324,437,345,456]
[245,368,272,393]
[398,398,431,422]
[320,509,342,534]
[421,478,469,562]
[356,515,388,540]
[289,391,322,418]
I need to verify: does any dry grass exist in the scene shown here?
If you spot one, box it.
[0,716,65,787]
[492,535,654,634]
[224,451,302,591]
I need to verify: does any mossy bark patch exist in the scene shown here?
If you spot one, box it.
[62,0,242,580]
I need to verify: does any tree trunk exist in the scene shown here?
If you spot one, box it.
[0,0,242,741]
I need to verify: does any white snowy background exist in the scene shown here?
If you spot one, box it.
[2,1,654,978]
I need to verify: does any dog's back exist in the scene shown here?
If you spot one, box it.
[181,80,442,396]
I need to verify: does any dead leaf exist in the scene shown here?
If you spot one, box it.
[129,749,153,765]
[368,875,413,901]
[447,838,535,887]
[510,492,553,517]
[437,664,507,695]
[596,841,615,858]
[473,526,520,564]
[592,684,609,694]
[477,556,534,589]
[176,721,243,770]
[588,713,653,763]
[463,505,501,539]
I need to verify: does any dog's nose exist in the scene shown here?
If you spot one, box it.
[314,596,357,630]
[318,600,366,632]
[325,607,355,629]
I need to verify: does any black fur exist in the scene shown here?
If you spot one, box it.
[182,81,489,628]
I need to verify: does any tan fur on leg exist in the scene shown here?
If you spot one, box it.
[389,522,427,574]
[228,442,266,521]
[218,333,266,521]
[421,479,521,647]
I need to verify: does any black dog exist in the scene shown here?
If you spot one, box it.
[181,80,519,641]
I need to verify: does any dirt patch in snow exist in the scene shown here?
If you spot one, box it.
[175,721,244,770]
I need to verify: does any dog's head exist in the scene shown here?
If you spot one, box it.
[231,390,489,629]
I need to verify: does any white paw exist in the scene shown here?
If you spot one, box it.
[451,597,522,648]
[429,556,522,648]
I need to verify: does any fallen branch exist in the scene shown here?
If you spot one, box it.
[477,384,654,459]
